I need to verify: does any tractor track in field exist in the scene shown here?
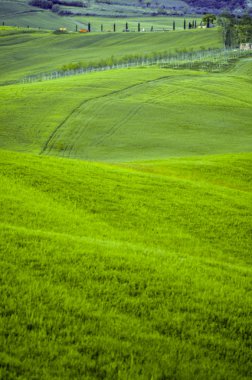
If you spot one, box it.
[49,98,112,157]
[91,104,143,148]
[66,76,181,157]
[40,85,140,155]
[40,75,171,157]
[188,85,252,108]
[67,95,145,157]
[63,97,113,158]
[65,86,183,157]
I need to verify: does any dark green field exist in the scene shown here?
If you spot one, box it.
[0,0,194,25]
[0,23,251,380]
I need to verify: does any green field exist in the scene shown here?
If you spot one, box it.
[1,63,251,161]
[1,149,252,379]
[0,0,87,30]
[0,24,252,379]
[0,27,221,84]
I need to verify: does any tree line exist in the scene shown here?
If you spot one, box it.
[29,0,87,15]
[80,20,199,33]
[217,13,252,46]
[184,0,247,12]
[22,47,251,84]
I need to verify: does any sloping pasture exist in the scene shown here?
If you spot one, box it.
[0,0,86,30]
[42,67,252,162]
[0,23,251,380]
[0,149,251,379]
[0,28,221,83]
[1,64,251,161]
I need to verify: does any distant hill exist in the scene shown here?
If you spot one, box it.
[5,0,250,20]
[183,0,248,14]
[0,0,250,30]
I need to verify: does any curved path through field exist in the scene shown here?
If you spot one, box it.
[41,67,252,162]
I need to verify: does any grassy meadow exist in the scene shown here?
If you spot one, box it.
[0,0,87,30]
[0,23,252,379]
[0,64,251,161]
[0,27,221,84]
[1,149,252,379]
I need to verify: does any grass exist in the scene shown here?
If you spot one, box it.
[0,21,251,380]
[0,149,252,379]
[43,66,252,162]
[0,27,221,84]
[228,57,252,76]
[0,0,87,30]
[0,62,251,161]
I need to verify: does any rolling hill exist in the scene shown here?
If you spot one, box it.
[1,148,251,379]
[1,57,251,162]
[0,19,251,380]
[0,0,250,29]
[0,27,222,84]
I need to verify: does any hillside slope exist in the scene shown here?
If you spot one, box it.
[0,0,249,26]
[1,59,251,162]
[0,0,88,29]
[42,65,252,162]
[1,149,252,379]
[0,28,221,84]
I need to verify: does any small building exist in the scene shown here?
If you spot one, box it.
[79,29,89,33]
[54,27,68,34]
[198,23,215,29]
[240,43,252,50]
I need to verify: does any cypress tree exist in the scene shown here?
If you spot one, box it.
[76,24,78,32]
[138,22,140,32]
[184,19,186,30]
[126,22,128,31]
[88,22,91,32]
[173,21,175,30]
[101,24,103,32]
[113,23,116,32]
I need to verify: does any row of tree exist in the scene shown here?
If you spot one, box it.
[96,14,252,45]
[77,19,199,33]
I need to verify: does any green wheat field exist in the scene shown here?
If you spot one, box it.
[0,23,252,379]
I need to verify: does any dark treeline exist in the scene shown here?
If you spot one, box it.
[29,0,87,9]
[218,13,252,46]
[183,0,247,12]
[28,0,251,16]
